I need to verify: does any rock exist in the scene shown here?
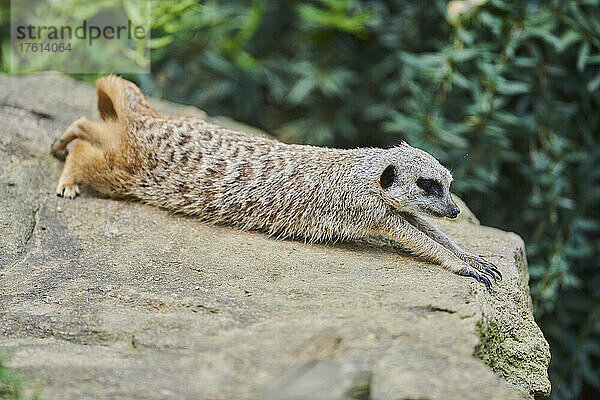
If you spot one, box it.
[0,72,550,399]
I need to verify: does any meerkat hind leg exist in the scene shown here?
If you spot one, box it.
[52,117,121,159]
[55,118,113,199]
[52,117,94,160]
[56,141,87,198]
[56,140,107,199]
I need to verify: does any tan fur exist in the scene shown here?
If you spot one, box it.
[52,75,502,287]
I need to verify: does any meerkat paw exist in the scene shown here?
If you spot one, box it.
[56,181,80,199]
[443,261,495,289]
[461,255,502,282]
[51,137,68,161]
[460,267,494,289]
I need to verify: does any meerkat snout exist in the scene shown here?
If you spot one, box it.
[415,177,460,219]
[447,202,461,219]
[419,176,461,218]
[417,178,460,219]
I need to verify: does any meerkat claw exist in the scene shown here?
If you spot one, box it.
[480,274,492,289]
[480,260,502,281]
[467,270,482,283]
[465,256,502,282]
[483,267,498,282]
[476,272,492,289]
[485,266,502,282]
[56,183,80,199]
[465,270,493,289]
[485,268,498,283]
[490,266,502,281]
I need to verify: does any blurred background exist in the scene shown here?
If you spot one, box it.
[1,0,599,398]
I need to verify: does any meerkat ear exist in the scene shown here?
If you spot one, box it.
[379,165,396,189]
[97,88,118,121]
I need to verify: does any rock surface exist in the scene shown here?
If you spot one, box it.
[0,72,550,400]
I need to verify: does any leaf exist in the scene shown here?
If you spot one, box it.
[287,77,315,105]
[149,36,173,49]
[577,42,590,72]
[496,79,530,95]
[587,73,600,92]
[556,29,581,52]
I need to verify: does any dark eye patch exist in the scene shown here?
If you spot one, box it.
[417,178,443,196]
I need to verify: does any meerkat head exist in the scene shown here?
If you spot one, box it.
[377,143,460,219]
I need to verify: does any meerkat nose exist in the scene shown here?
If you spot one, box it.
[448,206,460,219]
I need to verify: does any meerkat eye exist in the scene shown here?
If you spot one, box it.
[417,178,442,196]
[380,165,396,189]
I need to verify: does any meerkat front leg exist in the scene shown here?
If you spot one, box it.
[402,213,502,282]
[375,215,495,288]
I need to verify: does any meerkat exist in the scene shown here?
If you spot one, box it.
[51,75,501,287]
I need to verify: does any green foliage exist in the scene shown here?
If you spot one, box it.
[146,1,600,398]
[0,0,194,76]
[0,356,26,400]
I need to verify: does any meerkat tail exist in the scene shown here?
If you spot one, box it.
[95,75,156,122]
